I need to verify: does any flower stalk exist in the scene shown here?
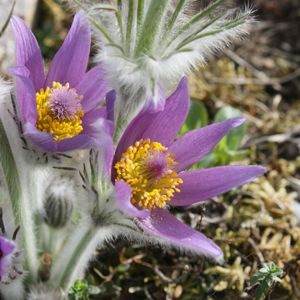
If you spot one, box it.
[50,220,113,291]
[135,0,169,54]
[0,118,39,280]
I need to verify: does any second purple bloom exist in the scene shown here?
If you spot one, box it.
[10,13,112,152]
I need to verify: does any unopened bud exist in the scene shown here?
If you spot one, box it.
[43,176,74,228]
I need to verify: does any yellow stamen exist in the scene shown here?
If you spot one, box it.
[114,139,183,210]
[35,82,84,142]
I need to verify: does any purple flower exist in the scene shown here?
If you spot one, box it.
[107,77,265,259]
[10,13,112,152]
[0,236,15,281]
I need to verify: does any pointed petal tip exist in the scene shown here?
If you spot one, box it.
[232,116,246,127]
[180,75,188,83]
[178,75,189,90]
[138,208,224,259]
[202,244,224,262]
[10,15,22,25]
[10,13,45,90]
[10,15,17,24]
[171,165,266,206]
[245,165,266,174]
[215,253,224,264]
[72,11,90,31]
[45,11,91,87]
[197,242,223,260]
[204,240,223,259]
[74,11,85,19]
[250,165,267,176]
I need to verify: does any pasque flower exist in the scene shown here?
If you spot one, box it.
[0,236,16,282]
[106,77,265,259]
[10,12,112,152]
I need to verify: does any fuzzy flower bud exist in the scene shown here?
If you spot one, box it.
[43,176,75,228]
[69,0,253,134]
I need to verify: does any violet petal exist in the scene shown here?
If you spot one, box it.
[56,134,98,152]
[57,117,113,153]
[82,107,107,124]
[0,237,15,256]
[9,66,37,124]
[141,76,190,146]
[169,117,245,171]
[11,16,45,90]
[138,208,222,258]
[170,166,266,206]
[23,122,57,152]
[81,118,114,174]
[45,12,91,87]
[77,65,110,113]
[115,77,189,161]
[106,90,116,123]
[0,236,15,279]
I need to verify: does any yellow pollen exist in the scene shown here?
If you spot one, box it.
[35,82,84,142]
[114,139,183,210]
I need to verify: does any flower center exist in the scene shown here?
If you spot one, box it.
[114,139,183,210]
[36,82,84,142]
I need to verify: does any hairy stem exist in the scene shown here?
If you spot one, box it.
[164,0,185,37]
[164,0,225,49]
[125,0,135,54]
[135,0,169,54]
[0,119,39,279]
[136,0,144,43]
[113,87,148,144]
[51,220,113,291]
[176,16,247,50]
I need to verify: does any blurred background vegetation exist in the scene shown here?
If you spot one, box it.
[1,0,300,299]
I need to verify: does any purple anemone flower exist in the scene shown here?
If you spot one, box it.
[0,236,15,281]
[106,77,265,259]
[10,13,112,152]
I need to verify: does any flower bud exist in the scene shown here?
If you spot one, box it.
[43,176,75,228]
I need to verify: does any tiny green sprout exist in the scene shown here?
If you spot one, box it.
[69,279,101,300]
[251,262,284,300]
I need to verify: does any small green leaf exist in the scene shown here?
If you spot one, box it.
[255,280,269,300]
[251,262,284,300]
[69,279,101,299]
